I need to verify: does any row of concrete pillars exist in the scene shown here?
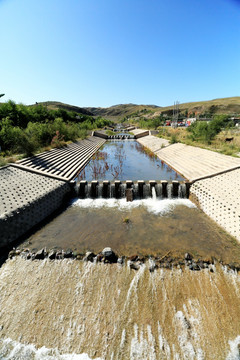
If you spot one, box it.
[77,180,191,201]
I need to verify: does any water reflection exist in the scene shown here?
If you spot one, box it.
[78,141,184,181]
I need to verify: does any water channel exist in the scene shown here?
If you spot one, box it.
[21,140,240,264]
[1,138,240,359]
[77,140,184,182]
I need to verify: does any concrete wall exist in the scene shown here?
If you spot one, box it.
[0,166,72,249]
[135,130,150,139]
[93,131,108,139]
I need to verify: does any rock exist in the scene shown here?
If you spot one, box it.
[129,262,140,270]
[48,250,56,260]
[83,252,96,262]
[35,248,45,260]
[8,250,16,259]
[117,256,124,265]
[189,263,200,271]
[56,251,64,260]
[102,247,118,263]
[64,249,73,258]
[96,254,104,262]
[185,253,192,261]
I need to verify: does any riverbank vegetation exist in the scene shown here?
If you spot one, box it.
[156,116,240,156]
[0,101,112,165]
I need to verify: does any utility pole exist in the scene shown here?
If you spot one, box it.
[172,101,179,127]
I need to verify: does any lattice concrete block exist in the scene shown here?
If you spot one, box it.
[0,166,71,248]
[190,169,240,241]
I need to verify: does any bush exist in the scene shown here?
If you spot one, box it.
[187,115,229,144]
[170,133,178,144]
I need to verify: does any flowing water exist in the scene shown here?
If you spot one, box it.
[20,197,240,264]
[0,258,240,359]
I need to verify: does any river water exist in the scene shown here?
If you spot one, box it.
[77,141,184,181]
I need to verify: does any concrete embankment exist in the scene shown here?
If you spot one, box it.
[137,135,240,241]
[0,136,106,249]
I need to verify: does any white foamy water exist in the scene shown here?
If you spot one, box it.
[226,335,240,360]
[71,198,196,215]
[0,338,103,360]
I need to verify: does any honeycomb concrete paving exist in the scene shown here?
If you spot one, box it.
[0,166,71,248]
[0,136,106,249]
[190,169,240,241]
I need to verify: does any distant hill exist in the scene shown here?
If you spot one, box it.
[29,97,240,121]
[147,97,240,118]
[32,101,93,116]
[84,103,161,121]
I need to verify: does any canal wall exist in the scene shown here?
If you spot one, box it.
[0,136,106,249]
[137,135,240,241]
[0,166,72,249]
[131,128,150,138]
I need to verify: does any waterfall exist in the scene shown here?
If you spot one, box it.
[151,186,157,200]
[1,258,240,359]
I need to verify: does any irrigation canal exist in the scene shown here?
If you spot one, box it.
[1,129,240,359]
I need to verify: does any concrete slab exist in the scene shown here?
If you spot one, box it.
[17,136,106,180]
[137,135,170,152]
[137,136,240,181]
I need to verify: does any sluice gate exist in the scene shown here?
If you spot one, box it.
[77,180,191,200]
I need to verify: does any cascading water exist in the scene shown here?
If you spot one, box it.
[1,258,240,359]
[78,181,189,200]
[151,186,157,200]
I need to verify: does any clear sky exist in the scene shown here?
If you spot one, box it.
[0,0,239,107]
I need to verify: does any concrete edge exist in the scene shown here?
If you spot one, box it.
[9,163,70,183]
[190,166,240,183]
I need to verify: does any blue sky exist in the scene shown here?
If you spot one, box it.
[0,0,239,107]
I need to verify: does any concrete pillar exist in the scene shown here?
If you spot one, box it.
[102,180,110,198]
[79,180,87,199]
[126,180,133,189]
[91,180,98,198]
[137,180,145,199]
[115,180,121,199]
[172,180,179,198]
[161,180,168,198]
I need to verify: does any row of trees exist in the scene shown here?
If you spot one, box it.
[0,101,111,156]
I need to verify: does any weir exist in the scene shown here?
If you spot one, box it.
[77,180,191,200]
[1,131,240,359]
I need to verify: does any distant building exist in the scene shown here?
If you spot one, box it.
[184,117,196,127]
